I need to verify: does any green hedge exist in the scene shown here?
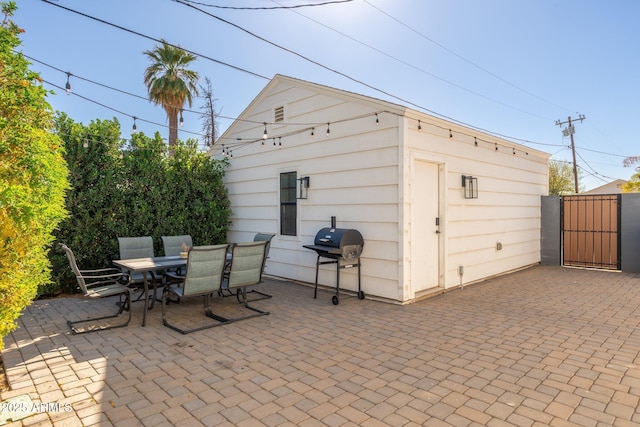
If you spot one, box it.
[0,1,70,345]
[48,114,231,295]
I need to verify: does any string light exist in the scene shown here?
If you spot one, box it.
[28,51,570,153]
[261,139,265,147]
[35,53,549,160]
[220,112,542,160]
[132,116,137,133]
[263,122,268,140]
[179,109,184,127]
[375,113,379,126]
[65,72,71,94]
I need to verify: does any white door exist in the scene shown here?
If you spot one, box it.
[410,160,441,293]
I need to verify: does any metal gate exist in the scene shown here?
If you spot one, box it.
[562,194,621,270]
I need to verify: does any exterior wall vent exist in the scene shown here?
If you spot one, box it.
[274,106,284,123]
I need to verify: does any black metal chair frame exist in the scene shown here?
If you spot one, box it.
[228,233,275,303]
[60,243,132,334]
[162,244,230,334]
[220,240,271,320]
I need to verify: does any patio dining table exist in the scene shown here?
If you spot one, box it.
[112,255,187,326]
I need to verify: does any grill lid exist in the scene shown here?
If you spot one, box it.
[304,227,364,262]
[313,227,364,248]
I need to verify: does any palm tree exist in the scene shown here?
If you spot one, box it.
[143,39,199,148]
[623,156,640,167]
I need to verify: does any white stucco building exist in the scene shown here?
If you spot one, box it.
[213,75,550,303]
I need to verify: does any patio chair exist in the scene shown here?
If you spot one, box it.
[161,244,229,334]
[217,240,270,320]
[161,234,193,257]
[237,232,275,302]
[117,236,159,307]
[161,234,193,278]
[60,243,132,334]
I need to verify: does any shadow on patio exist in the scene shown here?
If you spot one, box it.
[2,265,640,426]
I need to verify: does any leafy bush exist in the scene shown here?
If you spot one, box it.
[50,115,231,294]
[0,1,69,346]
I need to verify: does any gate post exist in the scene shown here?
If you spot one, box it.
[621,193,640,273]
[541,196,561,265]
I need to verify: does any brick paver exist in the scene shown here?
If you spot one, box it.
[2,265,640,426]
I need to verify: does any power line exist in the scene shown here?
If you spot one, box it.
[40,0,270,81]
[271,0,551,121]
[179,0,353,10]
[170,0,561,147]
[362,0,571,114]
[36,0,601,153]
[574,150,611,183]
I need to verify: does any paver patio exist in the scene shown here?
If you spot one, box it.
[1,265,640,426]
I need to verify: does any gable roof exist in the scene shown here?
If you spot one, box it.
[215,74,549,158]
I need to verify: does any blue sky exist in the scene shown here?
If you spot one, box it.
[16,0,640,191]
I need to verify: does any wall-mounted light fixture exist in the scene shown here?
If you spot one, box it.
[462,175,478,199]
[297,176,310,199]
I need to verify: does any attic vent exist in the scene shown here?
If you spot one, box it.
[274,106,284,123]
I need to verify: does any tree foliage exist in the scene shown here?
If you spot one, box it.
[50,115,231,294]
[548,160,578,195]
[143,39,199,148]
[622,156,640,192]
[0,1,69,346]
[622,170,640,192]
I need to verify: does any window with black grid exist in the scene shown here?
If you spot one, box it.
[280,172,297,236]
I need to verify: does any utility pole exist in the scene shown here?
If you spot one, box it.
[556,114,585,194]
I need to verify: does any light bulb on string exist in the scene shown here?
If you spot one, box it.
[179,110,184,127]
[326,123,330,137]
[375,113,379,126]
[495,143,498,151]
[132,117,137,133]
[474,137,478,147]
[278,137,282,148]
[273,138,276,147]
[65,72,71,94]
[418,120,422,131]
[83,137,88,148]
[513,148,516,155]
[263,122,268,140]
[311,127,315,138]
[449,129,453,139]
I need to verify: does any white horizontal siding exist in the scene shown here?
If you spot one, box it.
[222,78,403,300]
[406,117,548,292]
[219,75,550,303]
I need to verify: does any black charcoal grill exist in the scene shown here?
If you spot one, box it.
[303,219,365,305]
